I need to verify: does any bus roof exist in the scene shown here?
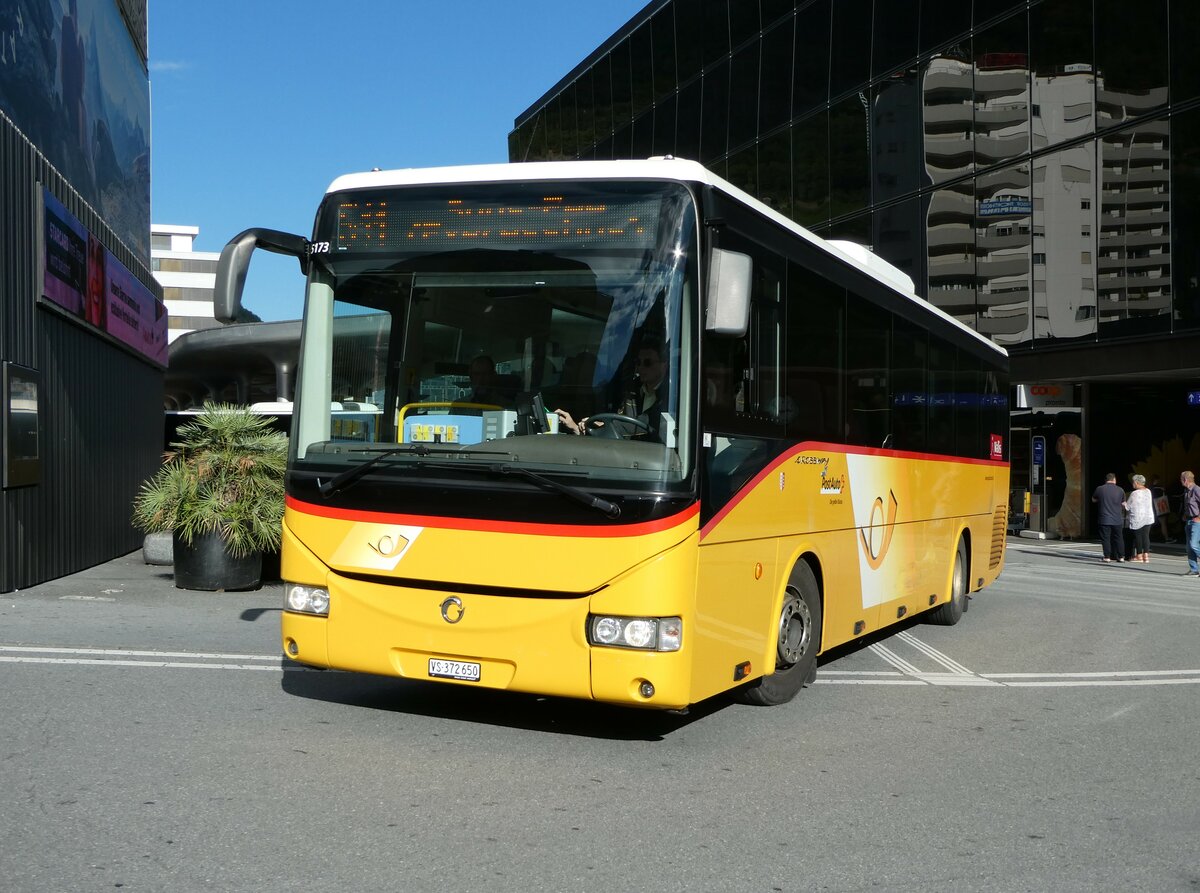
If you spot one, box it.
[325,158,1005,358]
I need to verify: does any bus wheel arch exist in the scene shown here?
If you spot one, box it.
[926,534,969,626]
[737,556,823,706]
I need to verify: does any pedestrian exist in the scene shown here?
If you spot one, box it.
[1092,472,1126,562]
[1150,476,1174,542]
[1123,474,1155,562]
[1181,470,1200,576]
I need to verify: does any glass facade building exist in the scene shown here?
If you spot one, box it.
[511,0,1200,539]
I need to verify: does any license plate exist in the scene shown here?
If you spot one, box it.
[428,658,481,682]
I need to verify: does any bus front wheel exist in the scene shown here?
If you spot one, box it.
[738,563,822,706]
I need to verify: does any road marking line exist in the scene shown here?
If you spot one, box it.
[985,669,1200,679]
[869,643,923,676]
[0,645,279,661]
[895,630,975,675]
[0,655,287,671]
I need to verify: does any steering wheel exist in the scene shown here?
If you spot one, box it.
[586,413,651,439]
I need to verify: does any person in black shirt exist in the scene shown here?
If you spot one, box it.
[1092,472,1126,562]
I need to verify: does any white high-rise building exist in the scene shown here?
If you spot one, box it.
[150,224,220,343]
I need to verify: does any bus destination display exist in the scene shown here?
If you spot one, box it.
[334,194,662,252]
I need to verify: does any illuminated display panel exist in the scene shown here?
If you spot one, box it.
[332,190,664,252]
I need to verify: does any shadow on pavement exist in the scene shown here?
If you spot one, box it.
[278,663,737,741]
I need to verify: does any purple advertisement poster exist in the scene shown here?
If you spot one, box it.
[42,188,167,367]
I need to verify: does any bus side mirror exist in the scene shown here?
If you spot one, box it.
[705,247,752,337]
[215,228,310,323]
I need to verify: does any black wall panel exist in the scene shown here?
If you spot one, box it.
[1,111,163,592]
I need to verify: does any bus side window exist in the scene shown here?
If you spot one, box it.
[784,261,843,443]
[891,317,928,453]
[704,231,784,440]
[927,340,956,456]
[846,295,890,449]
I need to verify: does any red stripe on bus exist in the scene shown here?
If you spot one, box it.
[698,441,1006,541]
[286,494,700,538]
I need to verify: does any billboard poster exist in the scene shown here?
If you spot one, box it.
[42,188,88,314]
[0,0,150,261]
[42,188,167,367]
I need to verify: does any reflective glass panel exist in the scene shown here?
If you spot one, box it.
[1097,121,1172,334]
[830,0,872,98]
[593,56,613,141]
[631,24,654,119]
[730,0,760,48]
[922,44,974,185]
[793,0,830,118]
[976,161,1032,347]
[872,0,918,79]
[829,95,870,218]
[675,6,704,86]
[871,68,921,204]
[652,9,677,102]
[729,41,761,150]
[677,80,702,161]
[704,0,731,68]
[920,0,971,55]
[559,83,578,160]
[1172,107,1200,330]
[873,196,925,296]
[1029,0,1093,154]
[701,61,730,163]
[1031,143,1097,343]
[575,70,595,157]
[925,180,977,327]
[1171,3,1200,104]
[973,12,1029,170]
[760,17,793,133]
[759,127,792,218]
[611,40,633,133]
[1095,0,1168,127]
[652,94,677,157]
[792,114,830,227]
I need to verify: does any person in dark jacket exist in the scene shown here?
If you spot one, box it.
[1092,472,1126,562]
[1181,471,1200,576]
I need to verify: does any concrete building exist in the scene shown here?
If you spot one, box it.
[151,224,220,343]
[509,0,1200,539]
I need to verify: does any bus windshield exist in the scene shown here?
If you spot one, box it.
[291,181,699,493]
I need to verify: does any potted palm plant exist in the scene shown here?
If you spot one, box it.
[133,402,288,590]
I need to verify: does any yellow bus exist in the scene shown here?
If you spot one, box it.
[216,158,1009,709]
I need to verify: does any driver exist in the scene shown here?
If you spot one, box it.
[554,341,667,440]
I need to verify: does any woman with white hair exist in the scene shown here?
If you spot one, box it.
[1124,474,1156,563]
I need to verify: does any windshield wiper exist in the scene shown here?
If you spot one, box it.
[419,461,621,519]
[487,463,621,519]
[316,444,515,498]
[317,448,620,518]
[317,445,432,498]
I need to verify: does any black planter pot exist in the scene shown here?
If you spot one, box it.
[172,530,262,591]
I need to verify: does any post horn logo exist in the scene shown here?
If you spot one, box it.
[440,596,465,624]
[860,489,899,570]
[367,533,409,558]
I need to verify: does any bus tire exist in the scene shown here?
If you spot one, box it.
[926,538,968,626]
[738,563,822,706]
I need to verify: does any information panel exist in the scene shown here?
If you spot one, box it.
[41,189,168,367]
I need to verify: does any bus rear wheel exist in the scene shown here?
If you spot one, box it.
[738,563,822,706]
[926,538,968,626]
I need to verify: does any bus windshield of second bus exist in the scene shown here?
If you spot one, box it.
[289,180,699,502]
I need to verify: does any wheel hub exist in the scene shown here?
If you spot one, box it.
[777,591,812,666]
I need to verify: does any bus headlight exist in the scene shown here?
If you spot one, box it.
[285,583,329,616]
[587,615,682,652]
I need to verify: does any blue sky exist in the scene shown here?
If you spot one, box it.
[149,1,648,322]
